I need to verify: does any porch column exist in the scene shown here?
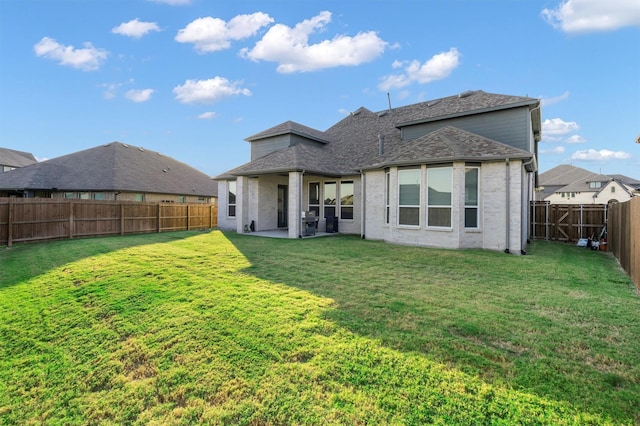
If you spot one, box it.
[288,171,303,238]
[236,175,250,234]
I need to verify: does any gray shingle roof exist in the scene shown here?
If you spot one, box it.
[538,164,640,197]
[246,120,330,144]
[0,142,217,197]
[219,90,540,178]
[0,147,37,168]
[363,126,532,170]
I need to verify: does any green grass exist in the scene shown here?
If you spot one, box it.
[1,231,638,425]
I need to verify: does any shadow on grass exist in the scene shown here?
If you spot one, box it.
[227,232,640,424]
[0,230,212,290]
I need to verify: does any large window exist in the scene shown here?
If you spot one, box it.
[308,182,320,217]
[228,180,236,217]
[398,169,420,226]
[427,167,452,228]
[340,181,354,219]
[465,167,479,228]
[323,182,336,219]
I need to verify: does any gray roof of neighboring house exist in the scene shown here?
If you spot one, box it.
[219,90,540,179]
[0,147,37,168]
[538,164,640,198]
[0,142,217,197]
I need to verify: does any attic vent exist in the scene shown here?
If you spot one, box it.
[163,167,170,173]
[378,110,388,117]
[427,99,441,107]
[350,109,361,116]
[458,90,475,98]
[122,144,129,148]
[139,147,145,152]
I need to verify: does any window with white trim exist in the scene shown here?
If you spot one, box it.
[308,182,320,217]
[398,169,420,226]
[427,167,452,228]
[465,167,479,228]
[228,181,236,217]
[340,181,354,220]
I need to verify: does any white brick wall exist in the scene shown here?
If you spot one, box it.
[364,160,526,253]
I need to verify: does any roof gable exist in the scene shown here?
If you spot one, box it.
[245,120,329,144]
[0,147,37,168]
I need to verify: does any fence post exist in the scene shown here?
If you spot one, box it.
[7,197,14,248]
[187,204,191,230]
[157,203,161,233]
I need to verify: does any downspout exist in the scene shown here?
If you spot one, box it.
[505,158,510,254]
[521,156,536,255]
[360,170,366,239]
[298,170,305,238]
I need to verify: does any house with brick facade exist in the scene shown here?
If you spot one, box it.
[216,90,542,254]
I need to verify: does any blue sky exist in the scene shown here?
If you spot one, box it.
[1,0,639,179]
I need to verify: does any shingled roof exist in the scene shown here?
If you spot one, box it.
[0,147,37,168]
[0,142,217,197]
[219,90,540,178]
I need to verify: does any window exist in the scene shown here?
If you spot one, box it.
[228,181,236,217]
[385,171,390,224]
[178,196,186,203]
[93,192,105,200]
[465,167,479,228]
[611,186,615,193]
[133,193,145,202]
[398,169,420,226]
[308,182,320,217]
[323,182,336,219]
[79,192,90,200]
[340,181,354,219]
[64,192,75,199]
[427,167,452,228]
[589,181,602,189]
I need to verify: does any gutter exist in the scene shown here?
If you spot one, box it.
[360,170,366,239]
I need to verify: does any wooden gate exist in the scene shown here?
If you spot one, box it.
[530,202,607,243]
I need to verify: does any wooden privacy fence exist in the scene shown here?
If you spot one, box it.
[0,198,218,247]
[529,202,607,243]
[608,197,640,292]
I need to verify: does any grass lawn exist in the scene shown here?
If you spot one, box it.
[1,230,638,425]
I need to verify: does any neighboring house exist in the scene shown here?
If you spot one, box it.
[0,142,217,203]
[216,90,542,254]
[537,164,639,205]
[0,147,37,172]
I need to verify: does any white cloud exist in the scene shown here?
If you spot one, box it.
[542,118,579,136]
[100,82,121,99]
[175,13,273,53]
[572,149,631,161]
[542,0,640,33]
[197,111,217,120]
[34,37,108,71]
[173,77,251,104]
[125,89,154,102]
[541,91,570,107]
[540,146,566,154]
[241,11,387,73]
[378,48,461,91]
[112,19,161,38]
[567,134,587,143]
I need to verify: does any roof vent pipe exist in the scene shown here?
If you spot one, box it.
[378,135,385,155]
